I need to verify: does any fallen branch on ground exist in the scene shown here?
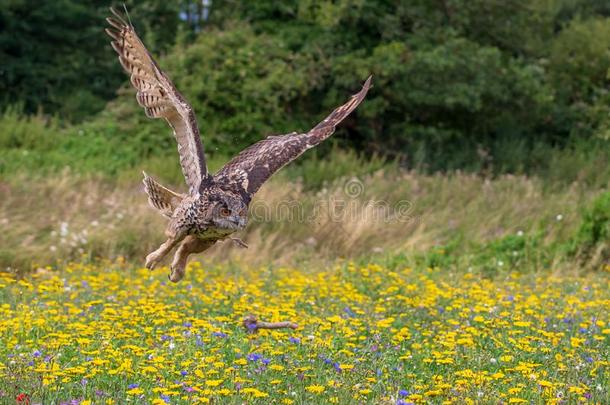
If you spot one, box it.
[242,314,298,333]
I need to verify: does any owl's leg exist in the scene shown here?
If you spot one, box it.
[168,236,214,282]
[145,231,186,270]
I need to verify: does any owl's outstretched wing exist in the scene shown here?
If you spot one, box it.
[106,8,207,195]
[214,76,371,201]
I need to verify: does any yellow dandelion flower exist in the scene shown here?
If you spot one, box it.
[205,379,223,387]
[305,384,325,394]
[568,386,586,395]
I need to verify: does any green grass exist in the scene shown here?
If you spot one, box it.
[2,106,610,188]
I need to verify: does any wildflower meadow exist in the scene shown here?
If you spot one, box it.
[1,260,608,403]
[2,1,610,404]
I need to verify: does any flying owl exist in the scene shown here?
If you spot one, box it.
[106,8,371,282]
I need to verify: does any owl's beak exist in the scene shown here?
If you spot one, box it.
[233,216,247,229]
[217,215,247,231]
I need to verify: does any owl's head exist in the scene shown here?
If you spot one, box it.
[209,192,248,230]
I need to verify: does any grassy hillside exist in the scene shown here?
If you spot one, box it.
[1,106,608,275]
[2,159,608,275]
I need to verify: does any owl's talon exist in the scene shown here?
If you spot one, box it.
[230,237,248,249]
[145,253,161,270]
[168,266,185,283]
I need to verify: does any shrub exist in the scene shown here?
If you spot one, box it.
[549,17,610,103]
[570,191,610,267]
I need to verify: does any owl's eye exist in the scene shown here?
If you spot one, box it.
[220,207,231,217]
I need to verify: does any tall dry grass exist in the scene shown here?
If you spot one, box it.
[0,168,598,273]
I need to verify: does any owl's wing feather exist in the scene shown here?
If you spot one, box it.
[106,7,207,195]
[142,172,185,218]
[214,76,371,200]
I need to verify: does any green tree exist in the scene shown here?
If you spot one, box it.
[0,0,182,121]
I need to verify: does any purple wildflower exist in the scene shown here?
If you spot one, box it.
[343,307,356,317]
[247,353,262,362]
[399,389,409,397]
[289,336,300,344]
[127,383,139,389]
[195,335,204,346]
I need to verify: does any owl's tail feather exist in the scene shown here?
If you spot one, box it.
[142,172,185,218]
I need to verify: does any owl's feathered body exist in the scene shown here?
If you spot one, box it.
[106,8,371,281]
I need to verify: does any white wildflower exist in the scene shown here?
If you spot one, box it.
[60,222,69,236]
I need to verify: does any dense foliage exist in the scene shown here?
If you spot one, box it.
[0,0,182,121]
[1,0,609,171]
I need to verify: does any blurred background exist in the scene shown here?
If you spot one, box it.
[0,0,608,273]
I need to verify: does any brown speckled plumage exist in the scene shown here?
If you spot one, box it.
[106,8,371,282]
